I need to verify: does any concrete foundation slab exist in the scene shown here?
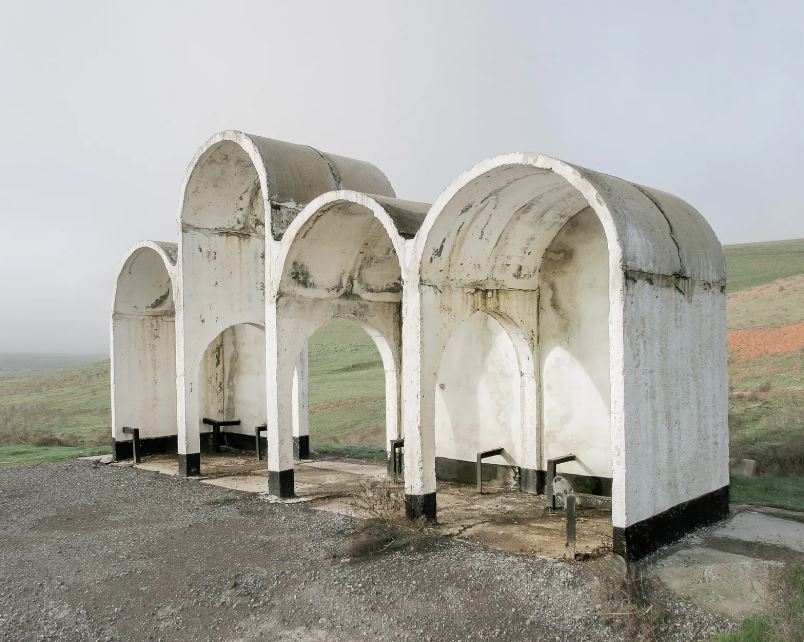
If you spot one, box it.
[710,511,804,553]
[647,509,804,620]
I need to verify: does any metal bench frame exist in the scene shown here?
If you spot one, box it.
[201,418,241,452]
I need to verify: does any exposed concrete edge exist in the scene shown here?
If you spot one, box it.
[730,503,804,525]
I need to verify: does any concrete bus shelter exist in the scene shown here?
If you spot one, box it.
[111,131,728,560]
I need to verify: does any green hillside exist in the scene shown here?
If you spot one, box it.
[724,238,804,292]
[0,318,388,464]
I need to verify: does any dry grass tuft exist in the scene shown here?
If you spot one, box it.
[588,556,668,641]
[338,479,433,560]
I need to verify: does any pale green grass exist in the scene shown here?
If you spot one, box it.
[0,361,111,446]
[724,238,804,292]
[730,475,804,513]
[308,319,386,450]
[0,444,110,467]
[728,274,804,330]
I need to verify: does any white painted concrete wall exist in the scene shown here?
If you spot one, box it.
[177,139,266,457]
[111,243,178,442]
[621,276,729,526]
[539,208,611,478]
[112,316,177,440]
[435,312,522,467]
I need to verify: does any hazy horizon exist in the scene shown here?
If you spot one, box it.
[1,1,803,354]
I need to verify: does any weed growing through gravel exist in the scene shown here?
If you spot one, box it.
[587,556,669,642]
[340,478,433,559]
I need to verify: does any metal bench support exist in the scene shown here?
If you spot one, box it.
[566,494,577,559]
[546,454,576,509]
[389,438,404,480]
[476,447,505,494]
[255,424,267,461]
[202,418,241,452]
[122,426,141,464]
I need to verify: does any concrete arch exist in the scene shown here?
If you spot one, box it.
[196,320,267,459]
[271,190,421,299]
[174,133,399,476]
[265,190,428,497]
[179,131,396,240]
[111,241,178,457]
[404,153,728,559]
[413,152,724,287]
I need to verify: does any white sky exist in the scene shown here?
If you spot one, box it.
[1,1,802,353]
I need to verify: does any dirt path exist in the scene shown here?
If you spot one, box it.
[0,460,731,641]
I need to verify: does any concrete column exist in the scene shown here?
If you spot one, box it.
[175,310,202,477]
[292,340,310,460]
[401,285,437,519]
[265,301,298,498]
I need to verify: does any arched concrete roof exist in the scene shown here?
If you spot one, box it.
[113,241,177,316]
[178,130,396,241]
[272,190,430,302]
[414,153,725,289]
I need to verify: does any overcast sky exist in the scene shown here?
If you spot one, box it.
[1,1,802,354]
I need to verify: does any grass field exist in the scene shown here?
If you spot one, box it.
[724,238,804,292]
[0,319,388,463]
[1,239,802,514]
[724,239,803,495]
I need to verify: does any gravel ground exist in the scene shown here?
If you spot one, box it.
[0,460,733,641]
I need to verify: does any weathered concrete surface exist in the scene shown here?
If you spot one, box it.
[730,458,758,477]
[647,510,804,619]
[112,132,729,558]
[119,453,610,560]
[111,242,178,444]
[712,511,804,553]
[649,547,782,620]
[402,152,728,553]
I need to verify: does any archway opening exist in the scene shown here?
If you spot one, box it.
[434,312,524,489]
[111,245,177,459]
[539,208,612,495]
[197,322,266,457]
[305,318,394,462]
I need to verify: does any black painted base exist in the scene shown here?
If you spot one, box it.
[405,493,437,520]
[268,469,295,498]
[434,456,612,496]
[178,453,201,477]
[519,468,543,494]
[613,485,730,561]
[293,435,310,460]
[113,435,177,461]
[199,430,267,455]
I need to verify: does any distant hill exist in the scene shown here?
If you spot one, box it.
[0,353,106,380]
[724,238,804,292]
